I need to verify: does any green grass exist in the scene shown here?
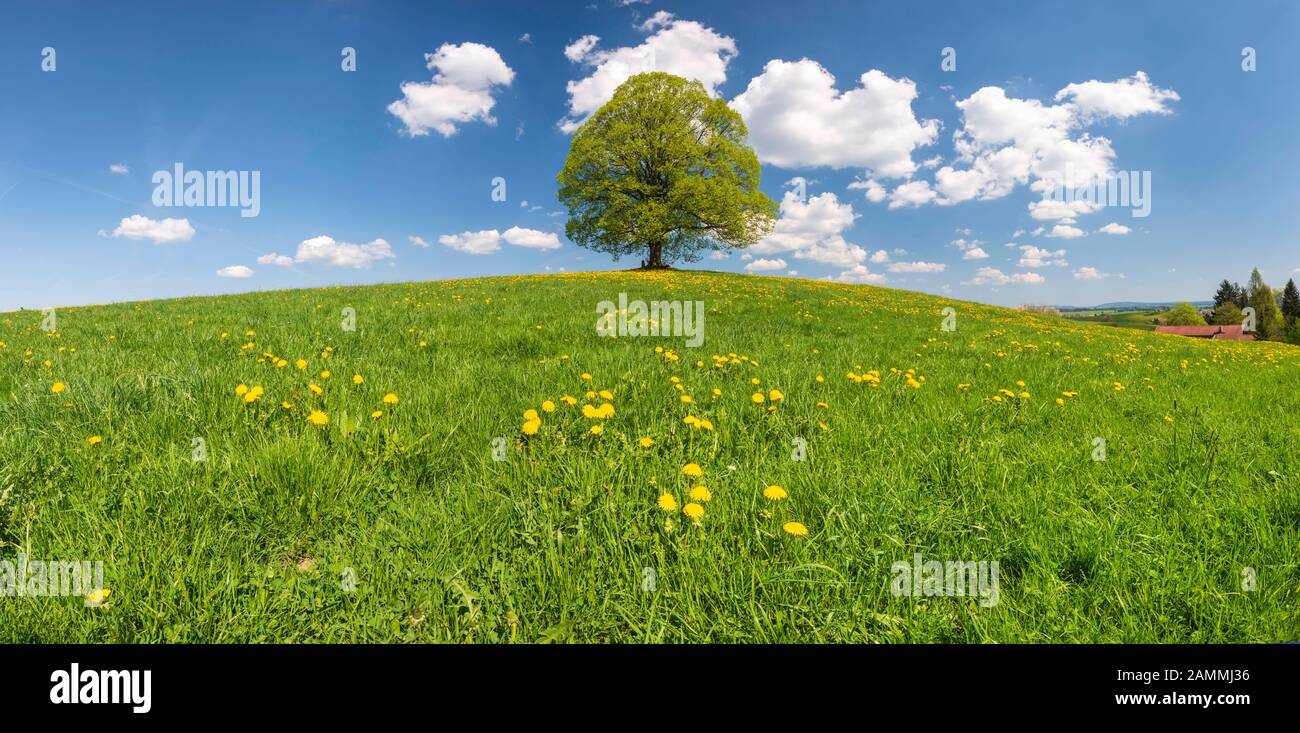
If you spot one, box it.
[1,270,1297,642]
[1062,309,1163,331]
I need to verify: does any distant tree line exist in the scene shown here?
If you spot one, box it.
[1195,268,1300,342]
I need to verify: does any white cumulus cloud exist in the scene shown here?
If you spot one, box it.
[889,72,1176,223]
[388,42,515,137]
[438,226,562,254]
[888,180,938,209]
[1017,245,1068,268]
[439,229,502,255]
[964,267,1045,286]
[1054,71,1180,122]
[111,215,195,244]
[833,264,887,284]
[1046,224,1086,239]
[745,257,787,272]
[257,253,295,267]
[888,261,945,273]
[561,16,736,132]
[261,235,395,268]
[502,226,562,250]
[750,191,868,268]
[216,265,254,278]
[731,61,938,177]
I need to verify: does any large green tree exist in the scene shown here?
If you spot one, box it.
[1165,302,1207,326]
[1246,268,1284,339]
[557,72,778,269]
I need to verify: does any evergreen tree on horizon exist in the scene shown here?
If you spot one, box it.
[1281,278,1300,325]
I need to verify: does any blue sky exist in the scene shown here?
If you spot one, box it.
[1,0,1297,311]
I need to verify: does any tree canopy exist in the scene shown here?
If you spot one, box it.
[1165,302,1207,326]
[1246,268,1285,339]
[557,72,778,268]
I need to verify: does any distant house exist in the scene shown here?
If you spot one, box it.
[1154,324,1255,340]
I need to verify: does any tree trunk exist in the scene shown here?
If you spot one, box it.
[647,241,664,269]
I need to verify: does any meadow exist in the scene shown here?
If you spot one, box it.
[1,270,1297,642]
[1061,308,1163,331]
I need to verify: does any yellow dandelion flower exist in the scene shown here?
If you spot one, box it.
[589,424,603,435]
[383,393,399,405]
[87,435,102,446]
[683,502,704,520]
[682,463,703,479]
[598,389,613,400]
[85,588,112,606]
[281,401,294,410]
[308,383,323,395]
[782,521,809,537]
[51,382,66,394]
[680,395,693,404]
[763,485,788,501]
[560,395,577,406]
[243,385,264,404]
[295,359,308,369]
[541,400,556,413]
[307,410,329,426]
[751,392,765,404]
[320,370,331,379]
[352,374,364,385]
[522,418,541,435]
[580,372,592,381]
[768,389,784,401]
[689,485,712,502]
[657,493,678,512]
[639,436,655,448]
[371,410,383,418]
[1055,398,1065,406]
[235,384,249,397]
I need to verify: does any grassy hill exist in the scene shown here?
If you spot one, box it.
[1,270,1297,642]
[1061,308,1163,331]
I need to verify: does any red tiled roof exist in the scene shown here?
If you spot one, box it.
[1154,324,1256,340]
[1154,325,1220,336]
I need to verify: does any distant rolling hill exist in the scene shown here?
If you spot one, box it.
[1058,301,1213,312]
